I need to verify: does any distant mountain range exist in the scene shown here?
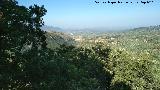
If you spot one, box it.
[41,25,129,33]
[42,25,160,35]
[41,25,64,32]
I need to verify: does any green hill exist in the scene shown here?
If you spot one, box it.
[45,31,75,49]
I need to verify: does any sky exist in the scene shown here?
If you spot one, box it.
[18,0,160,30]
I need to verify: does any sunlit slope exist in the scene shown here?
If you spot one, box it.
[45,31,75,49]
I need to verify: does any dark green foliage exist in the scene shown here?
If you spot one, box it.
[0,0,48,89]
[111,81,131,90]
[43,45,113,90]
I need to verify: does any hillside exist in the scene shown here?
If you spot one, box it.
[72,25,160,86]
[44,25,160,89]
[73,25,160,51]
[45,31,75,49]
[45,25,160,61]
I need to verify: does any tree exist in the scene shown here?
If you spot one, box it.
[0,0,48,89]
[109,48,157,90]
[43,45,113,90]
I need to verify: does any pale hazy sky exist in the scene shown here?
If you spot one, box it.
[19,0,160,29]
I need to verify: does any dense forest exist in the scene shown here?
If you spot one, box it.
[0,0,160,90]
